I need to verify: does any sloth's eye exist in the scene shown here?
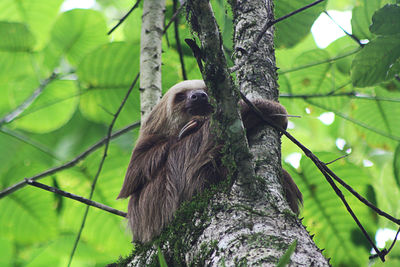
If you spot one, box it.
[174,92,186,103]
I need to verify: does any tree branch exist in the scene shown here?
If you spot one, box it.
[108,0,142,35]
[230,0,326,73]
[323,10,363,47]
[173,0,187,80]
[164,1,186,34]
[25,179,127,217]
[0,120,140,199]
[0,73,57,125]
[252,0,325,50]
[186,0,257,195]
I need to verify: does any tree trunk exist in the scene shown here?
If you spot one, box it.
[139,0,166,123]
[121,0,330,266]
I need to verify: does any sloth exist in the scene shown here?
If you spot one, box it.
[117,80,302,243]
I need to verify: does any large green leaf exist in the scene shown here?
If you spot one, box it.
[0,0,63,48]
[370,4,400,35]
[0,22,39,117]
[275,0,326,48]
[77,42,140,127]
[10,80,79,133]
[286,49,332,94]
[0,21,35,51]
[0,237,13,266]
[351,0,381,40]
[43,9,109,69]
[351,35,400,87]
[0,184,58,244]
[24,234,112,267]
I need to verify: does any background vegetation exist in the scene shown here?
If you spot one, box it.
[0,0,399,266]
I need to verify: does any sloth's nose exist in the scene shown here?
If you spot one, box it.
[190,91,208,103]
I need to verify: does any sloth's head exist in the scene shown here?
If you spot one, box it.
[141,80,213,137]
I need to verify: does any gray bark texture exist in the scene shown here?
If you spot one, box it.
[139,0,166,123]
[120,0,330,266]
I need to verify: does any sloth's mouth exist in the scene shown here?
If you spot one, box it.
[187,103,213,116]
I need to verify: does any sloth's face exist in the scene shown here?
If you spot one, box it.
[174,89,213,117]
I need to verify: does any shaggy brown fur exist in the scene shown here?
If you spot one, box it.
[117,80,302,243]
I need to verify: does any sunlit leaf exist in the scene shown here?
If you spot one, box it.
[351,36,400,87]
[11,80,79,133]
[275,0,326,48]
[0,21,35,51]
[0,187,58,244]
[0,0,63,48]
[77,42,140,127]
[351,0,381,40]
[44,9,109,68]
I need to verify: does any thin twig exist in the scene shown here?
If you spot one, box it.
[67,73,140,267]
[163,1,187,34]
[108,0,142,35]
[306,99,400,142]
[230,0,326,73]
[185,39,203,72]
[387,227,400,253]
[370,227,400,260]
[325,154,349,165]
[0,73,57,125]
[25,179,127,217]
[253,0,325,50]
[0,121,140,199]
[173,0,187,80]
[278,48,360,75]
[323,10,363,47]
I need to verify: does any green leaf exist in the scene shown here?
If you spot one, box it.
[77,42,140,127]
[44,9,109,68]
[0,21,35,51]
[351,0,381,40]
[277,240,297,267]
[11,80,79,133]
[158,246,168,267]
[0,0,63,48]
[275,0,326,48]
[24,234,114,267]
[287,49,331,94]
[325,36,360,75]
[0,237,13,266]
[351,35,400,87]
[0,187,58,244]
[370,4,400,36]
[394,144,400,187]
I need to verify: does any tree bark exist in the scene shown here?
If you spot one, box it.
[139,0,166,123]
[121,1,330,266]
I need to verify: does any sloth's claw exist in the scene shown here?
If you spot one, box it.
[178,119,199,140]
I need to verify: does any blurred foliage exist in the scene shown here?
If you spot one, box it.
[0,0,399,266]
